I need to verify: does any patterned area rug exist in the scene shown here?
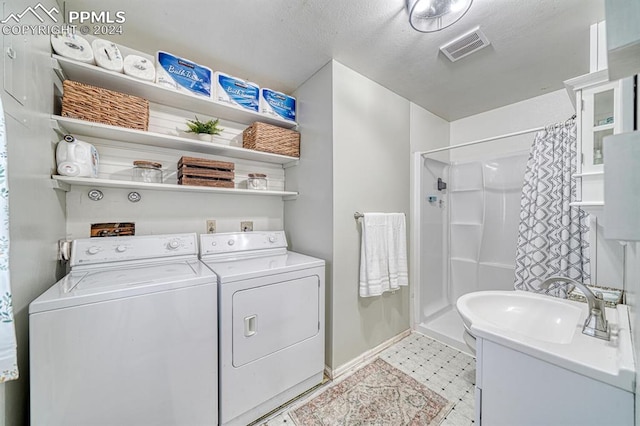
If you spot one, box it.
[290,358,452,425]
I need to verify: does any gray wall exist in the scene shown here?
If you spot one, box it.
[0,0,67,423]
[286,61,411,371]
[285,62,334,366]
[331,62,410,368]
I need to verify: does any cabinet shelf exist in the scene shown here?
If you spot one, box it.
[593,123,615,132]
[53,55,297,129]
[52,115,299,166]
[52,175,298,198]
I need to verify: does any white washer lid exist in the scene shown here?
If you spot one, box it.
[29,259,216,314]
[201,251,324,283]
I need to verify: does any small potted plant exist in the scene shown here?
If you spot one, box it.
[185,116,224,142]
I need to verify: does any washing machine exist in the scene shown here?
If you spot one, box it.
[29,233,218,426]
[199,231,325,426]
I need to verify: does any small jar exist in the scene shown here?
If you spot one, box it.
[247,173,267,190]
[132,160,163,183]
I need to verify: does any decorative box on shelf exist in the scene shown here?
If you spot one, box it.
[177,156,235,188]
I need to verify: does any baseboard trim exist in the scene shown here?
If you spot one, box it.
[326,329,412,380]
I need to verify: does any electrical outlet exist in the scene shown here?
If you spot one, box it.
[206,219,216,234]
[241,221,253,232]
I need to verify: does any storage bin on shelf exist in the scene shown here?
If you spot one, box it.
[177,156,235,188]
[61,80,149,130]
[242,122,300,158]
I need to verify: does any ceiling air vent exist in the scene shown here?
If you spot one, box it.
[440,27,490,62]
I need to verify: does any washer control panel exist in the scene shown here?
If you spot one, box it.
[71,233,198,267]
[200,231,287,256]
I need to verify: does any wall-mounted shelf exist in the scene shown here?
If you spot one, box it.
[52,115,299,166]
[52,175,298,198]
[52,55,298,130]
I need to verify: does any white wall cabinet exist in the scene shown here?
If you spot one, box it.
[565,71,634,208]
[52,55,299,199]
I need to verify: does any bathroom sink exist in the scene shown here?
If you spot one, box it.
[456,290,582,344]
[456,290,635,394]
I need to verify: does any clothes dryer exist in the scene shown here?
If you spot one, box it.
[199,231,325,426]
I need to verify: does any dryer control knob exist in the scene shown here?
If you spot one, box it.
[211,241,217,246]
[116,245,127,253]
[269,236,276,243]
[228,239,235,246]
[87,246,100,255]
[167,240,180,250]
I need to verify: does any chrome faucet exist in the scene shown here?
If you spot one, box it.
[539,276,610,341]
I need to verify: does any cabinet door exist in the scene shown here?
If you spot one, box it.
[580,78,634,175]
[581,82,617,174]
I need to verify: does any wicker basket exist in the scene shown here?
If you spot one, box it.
[242,122,300,158]
[61,80,149,131]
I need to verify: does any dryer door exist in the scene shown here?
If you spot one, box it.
[232,275,320,367]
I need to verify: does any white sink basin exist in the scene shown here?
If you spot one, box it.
[456,290,582,344]
[455,290,635,393]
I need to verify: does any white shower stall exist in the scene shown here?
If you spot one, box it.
[412,146,529,352]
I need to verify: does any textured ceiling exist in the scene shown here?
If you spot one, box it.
[61,0,604,121]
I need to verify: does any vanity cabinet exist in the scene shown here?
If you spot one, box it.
[475,338,634,426]
[565,71,634,208]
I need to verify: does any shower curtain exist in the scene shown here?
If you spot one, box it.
[0,97,17,382]
[514,121,590,297]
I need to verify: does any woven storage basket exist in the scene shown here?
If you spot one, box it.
[62,80,149,131]
[242,122,300,158]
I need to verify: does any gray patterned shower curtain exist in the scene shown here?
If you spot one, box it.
[513,121,591,297]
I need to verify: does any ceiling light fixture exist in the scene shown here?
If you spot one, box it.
[407,0,473,33]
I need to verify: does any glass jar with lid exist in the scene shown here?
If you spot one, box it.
[247,173,267,190]
[132,160,163,183]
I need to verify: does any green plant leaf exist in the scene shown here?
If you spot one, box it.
[185,116,224,136]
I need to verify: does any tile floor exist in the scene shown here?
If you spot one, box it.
[262,332,476,426]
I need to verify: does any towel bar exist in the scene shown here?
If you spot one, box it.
[354,212,406,220]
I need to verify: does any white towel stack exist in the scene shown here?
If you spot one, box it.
[359,213,408,297]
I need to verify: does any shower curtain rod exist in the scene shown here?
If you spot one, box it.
[421,114,576,156]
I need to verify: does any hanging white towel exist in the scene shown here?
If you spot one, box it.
[359,213,408,297]
[387,213,408,288]
[0,96,18,382]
